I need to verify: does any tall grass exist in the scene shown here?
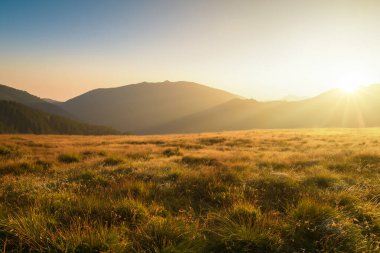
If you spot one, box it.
[0,129,379,252]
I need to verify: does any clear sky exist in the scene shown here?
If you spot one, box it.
[1,0,380,101]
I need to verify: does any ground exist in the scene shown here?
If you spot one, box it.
[0,129,379,252]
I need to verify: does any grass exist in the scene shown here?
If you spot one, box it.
[162,147,182,157]
[0,146,11,156]
[102,157,124,166]
[58,153,81,163]
[0,129,379,252]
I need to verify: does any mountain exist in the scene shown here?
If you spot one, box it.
[280,95,309,101]
[62,81,241,133]
[142,98,281,134]
[144,85,380,133]
[0,100,118,135]
[0,84,71,118]
[3,81,380,135]
[42,98,62,105]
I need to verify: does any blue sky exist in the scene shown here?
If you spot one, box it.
[1,0,380,101]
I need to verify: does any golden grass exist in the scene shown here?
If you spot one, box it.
[0,129,379,252]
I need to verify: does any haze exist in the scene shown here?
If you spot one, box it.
[1,0,380,101]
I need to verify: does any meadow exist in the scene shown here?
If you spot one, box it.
[0,129,379,252]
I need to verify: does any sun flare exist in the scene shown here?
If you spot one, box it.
[340,84,360,94]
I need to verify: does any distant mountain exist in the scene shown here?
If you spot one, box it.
[3,82,380,135]
[0,100,118,135]
[280,95,309,101]
[144,85,380,133]
[142,98,279,134]
[62,81,241,133]
[0,84,71,118]
[42,98,62,105]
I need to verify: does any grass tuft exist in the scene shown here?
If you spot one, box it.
[102,157,123,166]
[58,153,81,163]
[163,147,182,157]
[0,146,12,157]
[181,156,221,167]
[288,198,362,252]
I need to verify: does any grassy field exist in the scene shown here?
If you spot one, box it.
[0,129,379,252]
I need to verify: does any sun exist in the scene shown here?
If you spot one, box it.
[333,72,371,95]
[340,84,360,94]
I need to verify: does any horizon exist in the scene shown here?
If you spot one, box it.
[2,80,377,103]
[2,0,380,101]
[2,2,380,249]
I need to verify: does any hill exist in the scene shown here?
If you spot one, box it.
[4,82,380,134]
[42,98,62,105]
[146,85,380,133]
[0,84,72,118]
[0,100,118,134]
[61,81,242,133]
[280,94,309,101]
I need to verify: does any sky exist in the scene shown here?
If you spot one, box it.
[1,0,380,101]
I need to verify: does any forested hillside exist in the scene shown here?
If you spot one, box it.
[0,100,118,135]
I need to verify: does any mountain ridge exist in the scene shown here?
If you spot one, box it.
[0,100,118,135]
[0,84,72,118]
[146,84,380,133]
[61,81,242,133]
[2,82,380,134]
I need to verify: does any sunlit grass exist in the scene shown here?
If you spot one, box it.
[0,129,379,252]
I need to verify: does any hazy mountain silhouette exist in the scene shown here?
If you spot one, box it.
[62,81,241,133]
[280,95,309,101]
[0,84,71,118]
[42,98,62,105]
[0,100,118,134]
[143,85,380,133]
[3,82,380,134]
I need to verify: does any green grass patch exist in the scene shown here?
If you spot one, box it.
[163,147,182,157]
[102,157,123,166]
[199,137,226,145]
[0,146,12,156]
[181,156,221,167]
[58,153,81,163]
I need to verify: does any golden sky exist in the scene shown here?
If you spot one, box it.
[1,0,380,101]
